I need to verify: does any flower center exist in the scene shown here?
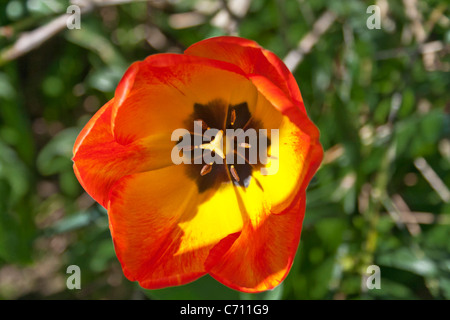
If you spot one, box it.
[199,130,225,163]
[181,99,268,193]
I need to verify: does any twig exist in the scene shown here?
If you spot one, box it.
[391,212,450,225]
[322,144,344,165]
[392,194,421,235]
[283,10,337,72]
[0,0,141,67]
[414,157,450,203]
[0,4,93,67]
[375,41,450,60]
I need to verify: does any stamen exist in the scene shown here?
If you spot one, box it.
[230,165,240,182]
[189,101,256,189]
[239,142,251,148]
[230,109,236,126]
[200,164,212,176]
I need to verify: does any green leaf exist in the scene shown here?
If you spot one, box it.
[36,128,79,176]
[378,248,438,278]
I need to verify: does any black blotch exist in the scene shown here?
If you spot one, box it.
[182,99,270,193]
[191,99,227,131]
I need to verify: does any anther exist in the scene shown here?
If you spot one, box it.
[230,109,236,126]
[239,142,251,148]
[230,165,240,182]
[200,164,212,176]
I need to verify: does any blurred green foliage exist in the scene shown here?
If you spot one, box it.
[0,0,449,300]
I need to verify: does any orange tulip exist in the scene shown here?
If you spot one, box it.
[72,36,323,293]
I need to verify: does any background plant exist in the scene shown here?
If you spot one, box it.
[0,0,449,299]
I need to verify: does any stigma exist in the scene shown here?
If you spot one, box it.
[199,130,225,160]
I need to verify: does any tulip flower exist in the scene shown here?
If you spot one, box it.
[72,36,323,293]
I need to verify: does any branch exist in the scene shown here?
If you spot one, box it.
[283,10,337,72]
[414,157,450,203]
[0,0,140,67]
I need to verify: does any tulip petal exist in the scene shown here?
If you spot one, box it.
[203,64,323,293]
[249,74,323,200]
[206,192,306,292]
[111,54,258,145]
[73,99,174,207]
[108,165,244,289]
[185,36,305,114]
[229,74,322,218]
[203,115,320,291]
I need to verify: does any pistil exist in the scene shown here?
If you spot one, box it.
[199,130,225,159]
